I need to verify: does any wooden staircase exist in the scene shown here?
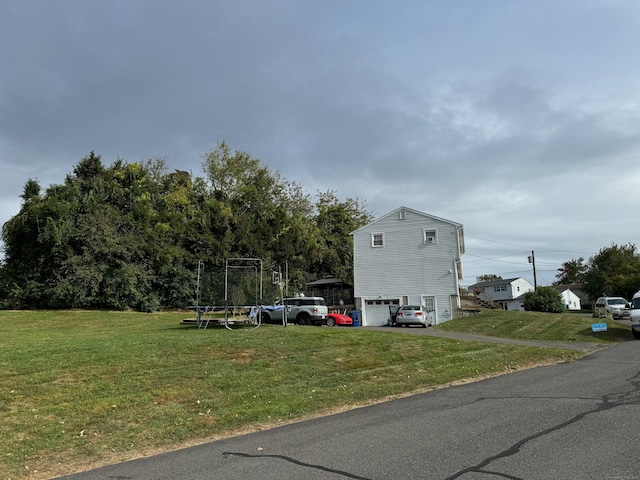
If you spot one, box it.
[459,294,499,315]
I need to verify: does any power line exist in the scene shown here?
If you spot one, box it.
[464,253,529,265]
[466,234,597,255]
[465,252,559,267]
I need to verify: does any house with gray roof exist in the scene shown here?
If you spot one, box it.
[470,277,534,311]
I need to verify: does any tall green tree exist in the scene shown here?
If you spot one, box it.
[313,190,372,284]
[582,244,640,301]
[2,154,202,309]
[201,142,320,295]
[553,258,587,285]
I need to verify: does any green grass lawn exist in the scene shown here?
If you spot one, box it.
[0,309,628,479]
[438,309,631,343]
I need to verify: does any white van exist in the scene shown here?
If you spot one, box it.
[630,291,640,339]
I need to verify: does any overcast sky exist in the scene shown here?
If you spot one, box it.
[2,0,640,287]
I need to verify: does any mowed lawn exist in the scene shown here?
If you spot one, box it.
[0,309,627,479]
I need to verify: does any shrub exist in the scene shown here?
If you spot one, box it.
[524,286,564,313]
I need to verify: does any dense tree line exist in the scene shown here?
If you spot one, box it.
[0,144,372,311]
[555,243,640,301]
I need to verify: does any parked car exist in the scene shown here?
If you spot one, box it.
[260,296,328,325]
[630,292,640,339]
[594,296,629,319]
[325,312,353,327]
[393,305,430,327]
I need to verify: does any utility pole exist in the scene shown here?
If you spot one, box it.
[528,250,537,289]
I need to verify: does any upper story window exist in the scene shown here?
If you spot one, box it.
[399,209,406,220]
[494,285,507,292]
[371,232,384,247]
[423,229,437,244]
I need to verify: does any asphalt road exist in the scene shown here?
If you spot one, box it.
[58,337,640,480]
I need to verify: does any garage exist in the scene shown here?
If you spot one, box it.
[363,299,399,326]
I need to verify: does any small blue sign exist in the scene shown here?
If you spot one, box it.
[591,322,608,333]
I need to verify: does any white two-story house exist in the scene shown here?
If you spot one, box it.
[471,277,535,311]
[351,206,465,326]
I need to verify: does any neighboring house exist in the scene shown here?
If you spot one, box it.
[471,277,535,311]
[553,283,591,308]
[551,286,582,310]
[351,206,465,326]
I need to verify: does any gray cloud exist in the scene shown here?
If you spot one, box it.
[2,0,640,284]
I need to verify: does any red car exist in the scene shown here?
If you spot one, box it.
[325,312,353,327]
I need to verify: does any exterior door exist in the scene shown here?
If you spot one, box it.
[421,295,437,325]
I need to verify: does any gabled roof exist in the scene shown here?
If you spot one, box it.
[551,285,573,293]
[551,284,590,301]
[471,277,527,288]
[351,205,462,235]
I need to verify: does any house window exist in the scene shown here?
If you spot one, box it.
[399,209,406,220]
[371,232,384,247]
[423,229,437,244]
[494,286,507,292]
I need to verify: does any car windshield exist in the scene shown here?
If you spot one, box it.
[607,298,627,305]
[631,298,640,309]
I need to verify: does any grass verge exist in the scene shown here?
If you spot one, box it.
[0,309,616,478]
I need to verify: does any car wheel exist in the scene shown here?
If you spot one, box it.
[297,313,310,326]
[326,317,336,327]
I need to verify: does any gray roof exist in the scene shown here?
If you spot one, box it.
[307,276,352,288]
[471,277,522,288]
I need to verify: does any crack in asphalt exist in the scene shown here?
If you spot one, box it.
[222,369,640,480]
[442,369,640,480]
[222,451,373,479]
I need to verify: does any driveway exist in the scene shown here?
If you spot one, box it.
[362,325,609,353]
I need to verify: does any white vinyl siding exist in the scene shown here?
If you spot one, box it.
[353,207,463,325]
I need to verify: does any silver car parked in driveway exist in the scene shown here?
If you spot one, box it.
[393,305,430,327]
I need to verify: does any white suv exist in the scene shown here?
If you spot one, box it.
[261,296,328,325]
[594,296,629,319]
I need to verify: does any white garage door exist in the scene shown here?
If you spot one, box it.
[364,299,399,326]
